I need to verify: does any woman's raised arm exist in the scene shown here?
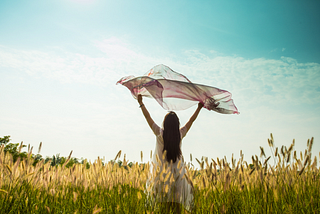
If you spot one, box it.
[184,102,203,133]
[137,94,155,130]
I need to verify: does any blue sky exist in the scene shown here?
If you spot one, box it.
[1,0,319,165]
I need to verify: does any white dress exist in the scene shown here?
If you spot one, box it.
[146,123,194,210]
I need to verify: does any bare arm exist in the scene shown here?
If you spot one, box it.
[137,94,155,130]
[184,102,204,133]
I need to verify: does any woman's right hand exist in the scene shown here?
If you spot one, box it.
[137,94,143,105]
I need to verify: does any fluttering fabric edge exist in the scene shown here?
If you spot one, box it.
[117,64,239,114]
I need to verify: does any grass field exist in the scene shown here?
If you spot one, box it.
[0,135,319,213]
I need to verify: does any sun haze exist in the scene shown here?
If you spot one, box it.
[0,0,319,163]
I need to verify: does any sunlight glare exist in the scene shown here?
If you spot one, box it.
[69,0,96,4]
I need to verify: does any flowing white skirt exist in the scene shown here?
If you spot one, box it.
[145,160,194,211]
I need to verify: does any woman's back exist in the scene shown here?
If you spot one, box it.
[151,122,187,169]
[148,122,193,209]
[136,94,203,212]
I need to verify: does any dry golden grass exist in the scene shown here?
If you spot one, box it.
[0,134,319,213]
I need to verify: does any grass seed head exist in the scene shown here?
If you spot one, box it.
[299,166,305,175]
[0,189,8,194]
[137,191,142,200]
[38,142,42,154]
[288,141,294,153]
[202,177,206,188]
[18,141,24,153]
[162,150,167,161]
[281,146,285,157]
[220,204,226,214]
[212,158,217,166]
[140,151,143,162]
[270,133,274,143]
[177,159,181,169]
[92,205,102,214]
[249,167,255,175]
[304,149,308,159]
[73,192,78,202]
[308,137,314,153]
[264,156,271,166]
[260,147,266,158]
[196,158,201,165]
[114,150,121,161]
[46,206,50,213]
[304,155,310,167]
[286,153,291,163]
[200,161,204,170]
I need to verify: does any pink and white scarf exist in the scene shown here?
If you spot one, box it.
[117,64,239,114]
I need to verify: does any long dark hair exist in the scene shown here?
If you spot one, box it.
[162,111,182,163]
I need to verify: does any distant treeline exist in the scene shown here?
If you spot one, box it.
[0,135,137,169]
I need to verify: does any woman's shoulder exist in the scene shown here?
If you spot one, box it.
[180,125,188,138]
[152,123,162,136]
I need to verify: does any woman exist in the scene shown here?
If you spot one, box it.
[137,94,203,213]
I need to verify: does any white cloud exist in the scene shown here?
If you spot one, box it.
[1,39,319,162]
[2,43,318,107]
[1,40,319,116]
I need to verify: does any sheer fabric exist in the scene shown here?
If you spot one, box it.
[117,64,239,114]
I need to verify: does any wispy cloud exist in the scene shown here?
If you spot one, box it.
[1,40,319,107]
[1,39,319,162]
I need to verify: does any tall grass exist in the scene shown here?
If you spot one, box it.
[0,135,319,213]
